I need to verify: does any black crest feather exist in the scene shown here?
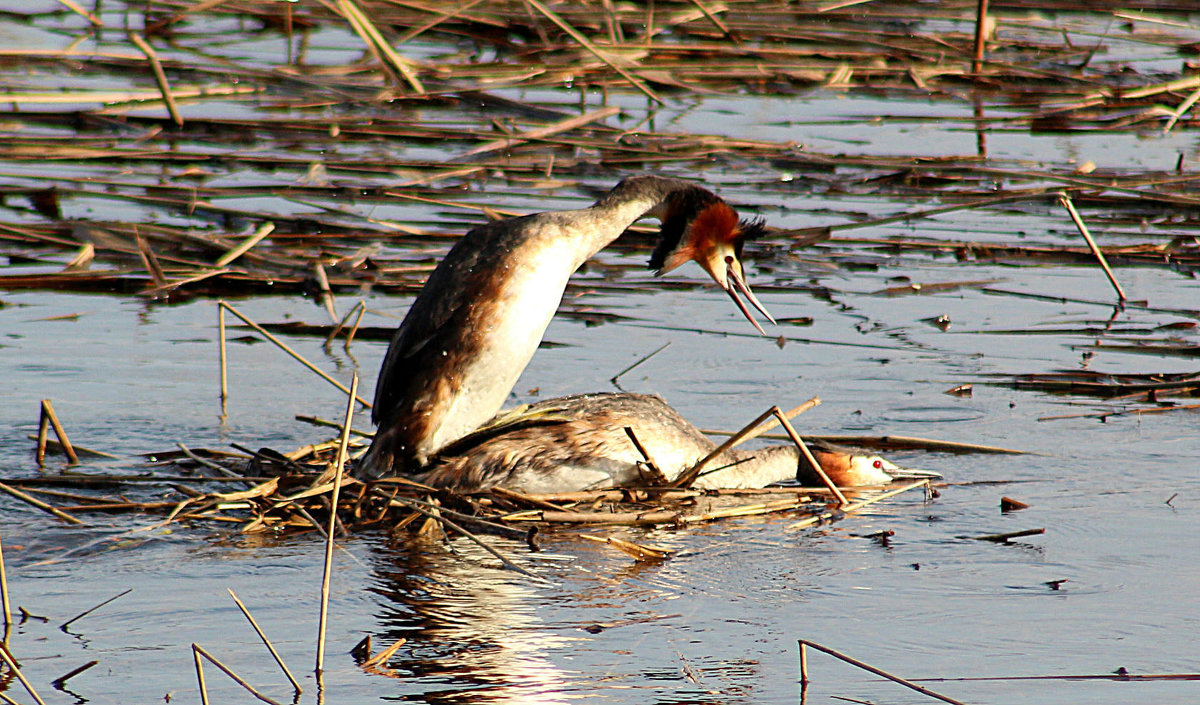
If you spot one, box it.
[647,187,722,272]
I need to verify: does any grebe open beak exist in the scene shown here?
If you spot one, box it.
[725,255,775,331]
[649,198,775,334]
[698,249,775,335]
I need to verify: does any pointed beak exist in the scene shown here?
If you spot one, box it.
[879,459,943,481]
[726,260,776,327]
[891,467,944,481]
[706,253,774,335]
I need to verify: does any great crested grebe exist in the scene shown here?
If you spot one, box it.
[356,176,774,479]
[417,393,942,493]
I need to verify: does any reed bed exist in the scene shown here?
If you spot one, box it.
[2,1,1200,308]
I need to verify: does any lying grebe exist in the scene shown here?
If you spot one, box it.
[417,393,942,493]
[357,176,773,479]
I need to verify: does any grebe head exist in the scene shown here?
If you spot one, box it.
[648,190,774,333]
[807,445,943,486]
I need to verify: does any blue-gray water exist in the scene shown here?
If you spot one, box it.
[3,3,1200,703]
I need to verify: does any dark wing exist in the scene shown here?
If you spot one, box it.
[370,214,539,426]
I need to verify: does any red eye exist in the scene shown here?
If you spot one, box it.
[873,460,883,469]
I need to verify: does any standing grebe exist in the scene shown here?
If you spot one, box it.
[357,176,774,480]
[417,393,941,493]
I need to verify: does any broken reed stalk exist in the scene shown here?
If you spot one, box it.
[313,262,337,323]
[673,398,818,488]
[361,637,407,669]
[772,408,848,505]
[135,235,167,288]
[192,643,285,705]
[128,32,182,126]
[218,301,371,409]
[798,639,967,705]
[316,372,358,676]
[459,105,620,158]
[228,589,302,694]
[1058,193,1126,302]
[0,643,48,705]
[39,399,78,464]
[193,642,210,705]
[176,442,243,477]
[972,0,989,75]
[344,301,367,348]
[786,479,930,531]
[1163,84,1200,135]
[35,405,49,466]
[336,0,424,92]
[326,299,364,345]
[522,0,663,104]
[737,396,821,447]
[0,531,9,633]
[218,304,228,413]
[0,481,83,525]
[52,0,102,26]
[215,222,274,267]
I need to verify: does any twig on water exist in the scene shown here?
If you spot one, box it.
[61,587,132,630]
[53,0,102,26]
[0,481,84,525]
[128,32,182,126]
[51,660,98,688]
[176,442,244,478]
[798,639,967,705]
[39,399,79,465]
[326,299,364,345]
[218,301,372,409]
[228,589,302,694]
[1058,193,1126,302]
[1162,84,1200,136]
[215,222,275,267]
[316,372,358,676]
[786,480,930,531]
[313,262,337,323]
[192,643,285,705]
[361,638,407,670]
[344,300,367,349]
[459,106,620,159]
[970,528,1045,542]
[610,341,670,386]
[134,235,167,289]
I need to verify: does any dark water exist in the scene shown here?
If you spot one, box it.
[4,260,1199,704]
[4,4,1200,704]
